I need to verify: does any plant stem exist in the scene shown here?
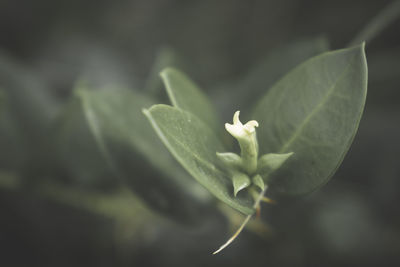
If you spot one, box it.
[349,0,400,46]
[213,185,269,254]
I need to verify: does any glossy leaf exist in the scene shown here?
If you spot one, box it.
[77,88,211,223]
[144,104,254,215]
[252,44,368,195]
[161,67,219,131]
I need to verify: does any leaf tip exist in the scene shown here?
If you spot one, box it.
[141,108,150,116]
[361,41,366,50]
[159,67,177,79]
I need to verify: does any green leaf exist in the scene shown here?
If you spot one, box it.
[0,50,58,133]
[252,174,265,191]
[160,67,219,131]
[77,88,212,223]
[257,152,294,179]
[53,93,115,187]
[0,51,58,170]
[231,172,251,196]
[252,44,368,195]
[144,104,254,215]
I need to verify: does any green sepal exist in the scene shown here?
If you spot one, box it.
[252,174,265,191]
[257,152,294,178]
[216,152,242,170]
[232,172,251,196]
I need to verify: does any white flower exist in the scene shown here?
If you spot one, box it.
[225,111,259,140]
[225,111,259,174]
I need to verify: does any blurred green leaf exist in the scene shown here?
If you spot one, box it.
[77,88,211,223]
[349,0,400,46]
[161,67,219,131]
[0,50,58,133]
[145,47,185,98]
[53,93,115,188]
[252,44,367,195]
[214,37,329,114]
[0,51,59,172]
[144,104,254,215]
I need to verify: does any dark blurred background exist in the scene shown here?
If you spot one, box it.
[0,0,399,266]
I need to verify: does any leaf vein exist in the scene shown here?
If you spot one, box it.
[279,55,356,153]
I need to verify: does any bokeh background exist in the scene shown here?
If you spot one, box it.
[0,0,399,266]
